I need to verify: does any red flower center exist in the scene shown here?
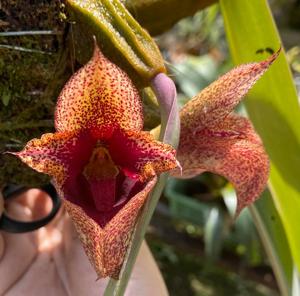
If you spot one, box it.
[83,146,119,212]
[63,133,145,228]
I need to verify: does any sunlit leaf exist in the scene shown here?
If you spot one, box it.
[220,0,300,293]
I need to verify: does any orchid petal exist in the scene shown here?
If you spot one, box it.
[55,44,143,132]
[173,114,269,216]
[181,50,279,132]
[63,177,157,278]
[108,128,178,181]
[10,131,95,186]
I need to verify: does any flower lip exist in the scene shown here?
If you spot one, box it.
[82,145,119,212]
[64,167,145,228]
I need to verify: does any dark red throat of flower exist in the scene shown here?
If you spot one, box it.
[68,144,145,228]
[83,147,119,212]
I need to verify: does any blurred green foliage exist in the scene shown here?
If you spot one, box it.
[149,236,277,296]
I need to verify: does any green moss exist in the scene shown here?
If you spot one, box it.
[0,1,67,186]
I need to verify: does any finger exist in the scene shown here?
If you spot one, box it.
[9,189,63,232]
[0,189,66,295]
[30,190,64,231]
[5,251,67,296]
[28,191,50,220]
[14,189,52,220]
[0,202,37,295]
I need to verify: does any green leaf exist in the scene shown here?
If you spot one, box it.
[223,186,264,266]
[220,0,300,292]
[204,207,225,260]
[250,191,293,296]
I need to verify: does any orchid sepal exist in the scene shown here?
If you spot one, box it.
[63,177,157,278]
[173,51,280,216]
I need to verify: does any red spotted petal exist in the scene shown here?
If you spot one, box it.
[10,130,95,187]
[173,114,269,216]
[55,44,143,132]
[63,177,157,278]
[181,51,279,132]
[108,128,178,181]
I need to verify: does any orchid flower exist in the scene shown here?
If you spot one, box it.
[172,50,280,216]
[11,45,178,278]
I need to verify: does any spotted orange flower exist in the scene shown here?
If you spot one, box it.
[11,45,178,278]
[172,51,280,216]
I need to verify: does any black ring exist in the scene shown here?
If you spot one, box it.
[0,183,61,233]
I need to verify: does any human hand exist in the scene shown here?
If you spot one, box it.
[0,189,168,296]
